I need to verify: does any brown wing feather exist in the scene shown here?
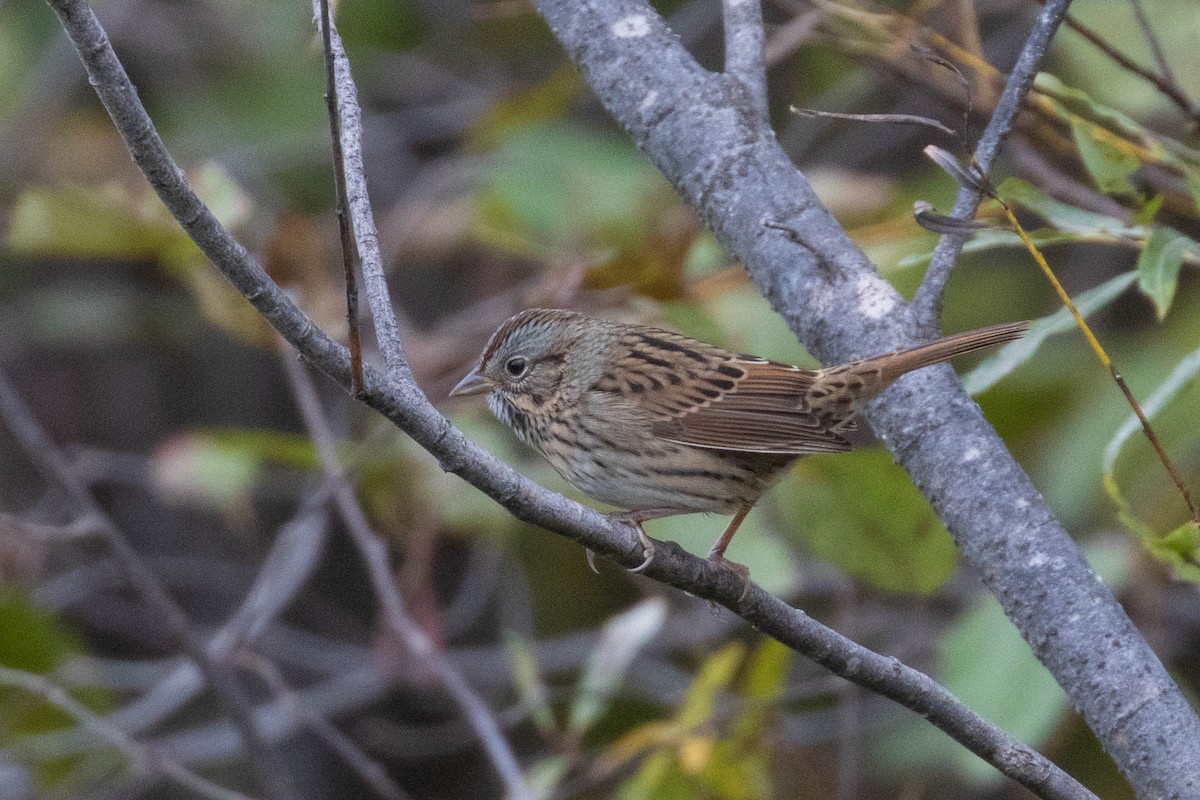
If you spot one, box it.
[594,328,851,455]
[649,358,852,454]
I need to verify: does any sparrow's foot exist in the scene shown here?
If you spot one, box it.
[607,509,673,573]
[707,553,751,603]
[627,525,656,573]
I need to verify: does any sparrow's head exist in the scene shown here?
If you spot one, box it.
[450,308,586,440]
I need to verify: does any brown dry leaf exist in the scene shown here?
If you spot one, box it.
[262,212,348,342]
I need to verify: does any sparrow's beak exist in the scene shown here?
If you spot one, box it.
[449,365,493,397]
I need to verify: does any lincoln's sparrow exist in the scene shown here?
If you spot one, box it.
[451,309,1027,574]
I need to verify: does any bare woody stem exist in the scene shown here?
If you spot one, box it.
[912,0,1073,324]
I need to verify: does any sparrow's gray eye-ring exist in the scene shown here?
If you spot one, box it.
[504,356,528,377]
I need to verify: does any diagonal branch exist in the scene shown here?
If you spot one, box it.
[1032,0,1199,122]
[911,0,1073,326]
[37,0,1101,796]
[1127,0,1179,94]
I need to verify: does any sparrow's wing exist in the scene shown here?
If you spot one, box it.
[593,328,852,455]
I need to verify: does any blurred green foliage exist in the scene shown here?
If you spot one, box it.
[780,451,958,595]
[0,592,114,789]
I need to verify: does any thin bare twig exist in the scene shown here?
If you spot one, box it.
[43,489,334,760]
[305,9,529,791]
[990,199,1199,521]
[209,485,333,657]
[1127,0,1179,93]
[1008,138,1133,221]
[911,0,1073,327]
[763,8,820,67]
[1032,0,1199,122]
[0,511,102,541]
[319,0,364,397]
[239,653,407,800]
[312,0,408,380]
[0,370,299,800]
[923,139,1198,522]
[792,106,956,137]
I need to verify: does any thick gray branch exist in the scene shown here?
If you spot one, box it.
[531,1,1200,798]
[721,0,768,120]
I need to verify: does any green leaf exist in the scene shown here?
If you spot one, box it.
[699,739,772,800]
[704,285,816,365]
[677,643,745,730]
[899,177,1142,272]
[1102,346,1200,582]
[1069,118,1141,195]
[468,68,583,149]
[568,599,667,734]
[778,451,957,594]
[525,755,571,800]
[963,271,1137,395]
[1130,193,1164,226]
[619,644,766,800]
[1185,166,1200,213]
[1136,226,1197,319]
[151,432,263,510]
[7,185,184,261]
[741,639,790,703]
[1030,72,1160,199]
[0,590,114,785]
[7,166,248,267]
[474,121,669,254]
[997,178,1141,236]
[150,428,326,510]
[898,229,1085,271]
[6,170,267,345]
[1145,522,1200,584]
[1033,73,1155,144]
[201,427,321,469]
[473,120,695,297]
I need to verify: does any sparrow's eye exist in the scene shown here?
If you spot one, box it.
[504,356,528,377]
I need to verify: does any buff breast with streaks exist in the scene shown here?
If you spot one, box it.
[451,308,1028,576]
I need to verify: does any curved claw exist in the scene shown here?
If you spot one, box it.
[627,526,656,573]
[585,548,600,575]
[605,510,674,575]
